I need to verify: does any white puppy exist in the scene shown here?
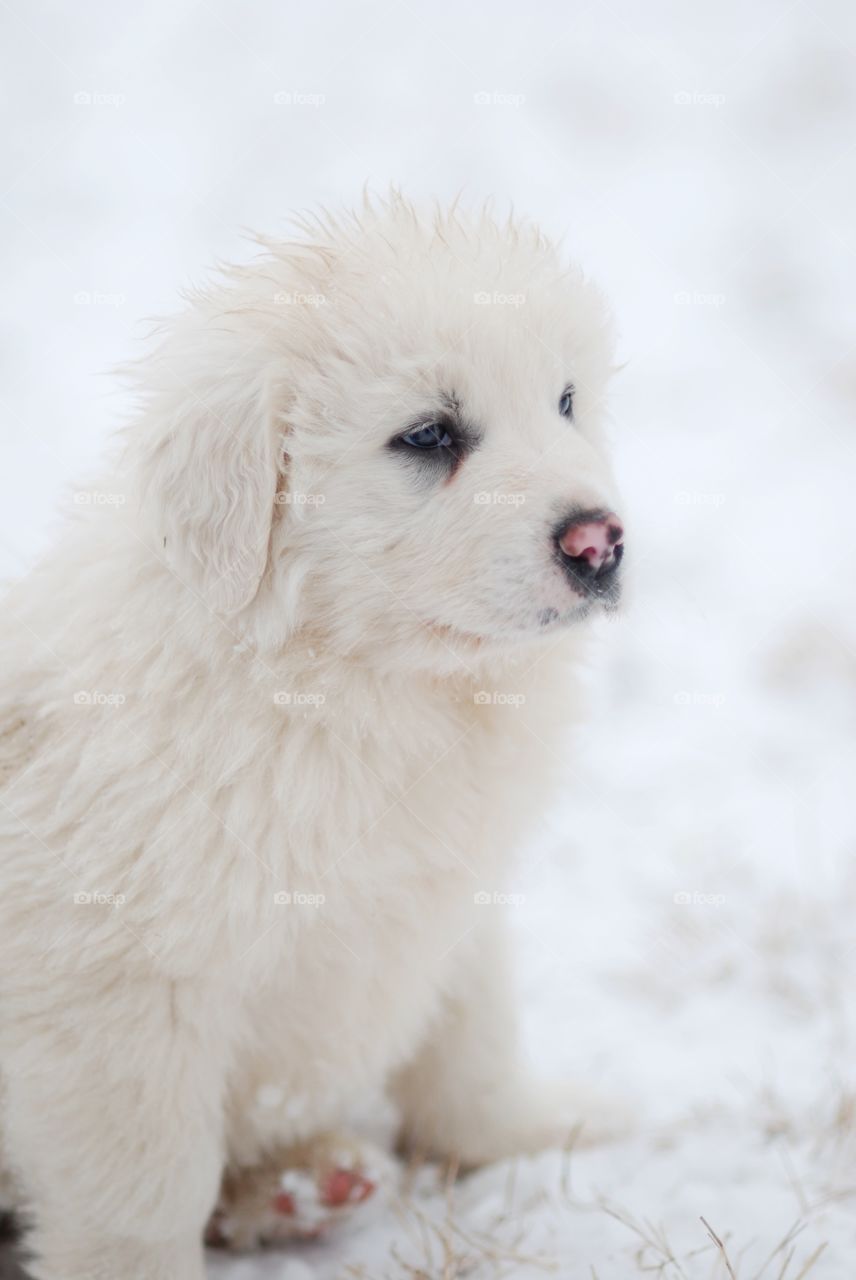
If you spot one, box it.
[0,194,625,1279]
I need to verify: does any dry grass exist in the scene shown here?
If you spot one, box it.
[342,1128,833,1280]
[343,1146,573,1280]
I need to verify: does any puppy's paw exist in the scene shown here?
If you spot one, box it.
[206,1132,396,1252]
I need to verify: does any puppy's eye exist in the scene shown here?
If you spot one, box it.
[558,385,575,419]
[399,422,453,449]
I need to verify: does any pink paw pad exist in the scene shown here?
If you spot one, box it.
[321,1168,375,1207]
[207,1139,393,1251]
[268,1163,376,1234]
[272,1190,296,1215]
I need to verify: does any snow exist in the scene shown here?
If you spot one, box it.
[2,0,856,1276]
[277,1171,327,1233]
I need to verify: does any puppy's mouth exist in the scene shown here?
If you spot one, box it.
[558,553,623,613]
[568,568,623,610]
[426,621,486,649]
[423,561,623,648]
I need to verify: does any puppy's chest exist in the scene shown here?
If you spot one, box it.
[225,700,551,1126]
[231,713,518,972]
[283,736,491,901]
[231,840,485,1134]
[274,701,508,870]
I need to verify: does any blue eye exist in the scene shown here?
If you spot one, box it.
[559,386,574,418]
[400,422,453,449]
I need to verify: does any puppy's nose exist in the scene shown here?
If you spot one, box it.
[556,511,624,577]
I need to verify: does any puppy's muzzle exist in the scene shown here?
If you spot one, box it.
[555,510,624,601]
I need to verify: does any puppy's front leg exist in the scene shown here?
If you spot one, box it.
[392,913,623,1166]
[3,977,228,1280]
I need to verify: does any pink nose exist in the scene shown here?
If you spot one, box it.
[558,512,624,571]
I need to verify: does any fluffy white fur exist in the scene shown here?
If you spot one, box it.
[0,193,623,1279]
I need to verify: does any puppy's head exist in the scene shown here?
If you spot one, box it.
[132,196,622,669]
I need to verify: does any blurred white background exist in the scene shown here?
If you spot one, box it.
[2,2,855,1276]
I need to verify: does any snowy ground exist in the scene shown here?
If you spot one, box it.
[2,1,856,1276]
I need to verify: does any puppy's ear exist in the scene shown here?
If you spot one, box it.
[135,335,283,616]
